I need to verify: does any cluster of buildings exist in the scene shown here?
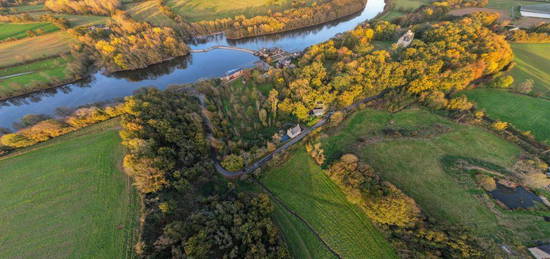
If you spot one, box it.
[255,47,300,68]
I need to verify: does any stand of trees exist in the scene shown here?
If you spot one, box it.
[120,88,288,257]
[319,153,484,258]
[189,0,368,39]
[507,23,550,43]
[45,0,120,16]
[71,12,189,72]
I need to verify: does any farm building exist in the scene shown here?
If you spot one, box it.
[529,244,550,259]
[287,124,302,139]
[520,4,550,19]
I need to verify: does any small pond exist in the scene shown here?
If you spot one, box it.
[489,183,543,209]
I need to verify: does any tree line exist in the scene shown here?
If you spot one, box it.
[188,0,368,39]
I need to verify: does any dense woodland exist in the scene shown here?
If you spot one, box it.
[71,12,189,72]
[119,88,288,257]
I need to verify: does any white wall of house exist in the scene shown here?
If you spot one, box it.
[520,11,550,18]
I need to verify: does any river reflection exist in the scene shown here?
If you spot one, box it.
[0,0,385,129]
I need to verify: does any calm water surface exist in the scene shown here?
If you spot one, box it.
[0,0,385,129]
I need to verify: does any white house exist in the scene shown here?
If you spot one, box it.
[287,124,302,139]
[397,30,415,48]
[520,4,550,19]
[529,244,550,259]
[311,108,325,117]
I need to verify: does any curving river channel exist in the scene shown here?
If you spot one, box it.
[0,0,385,129]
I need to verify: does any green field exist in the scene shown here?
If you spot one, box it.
[0,31,72,67]
[0,22,59,41]
[271,202,337,259]
[466,88,550,145]
[380,0,430,20]
[60,14,109,27]
[262,149,397,258]
[0,56,71,99]
[511,43,550,98]
[126,1,178,27]
[167,0,315,22]
[0,120,139,258]
[321,108,550,245]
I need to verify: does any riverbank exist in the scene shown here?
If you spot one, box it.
[0,56,86,101]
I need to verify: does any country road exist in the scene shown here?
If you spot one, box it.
[189,87,388,178]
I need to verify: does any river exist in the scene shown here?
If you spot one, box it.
[0,0,385,129]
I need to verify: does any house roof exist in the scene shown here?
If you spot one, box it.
[288,124,301,135]
[521,4,550,15]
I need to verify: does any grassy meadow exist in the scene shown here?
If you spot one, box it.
[126,1,178,27]
[0,22,59,41]
[0,56,71,99]
[0,31,72,67]
[321,108,550,245]
[167,0,316,22]
[380,0,430,20]
[271,202,337,259]
[510,43,550,98]
[59,14,109,27]
[466,88,550,145]
[262,149,397,258]
[0,120,139,258]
